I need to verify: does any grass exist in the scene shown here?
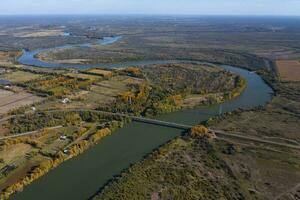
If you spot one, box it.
[0,71,43,83]
[207,73,300,199]
[214,139,300,199]
[211,97,300,144]
[66,73,103,81]
[77,76,130,108]
[95,137,246,200]
[0,124,98,193]
[0,88,43,115]
[0,17,299,199]
[94,94,300,200]
[93,66,300,199]
[0,63,248,197]
[86,69,113,77]
[0,154,47,192]
[0,144,33,169]
[14,17,300,71]
[14,29,65,38]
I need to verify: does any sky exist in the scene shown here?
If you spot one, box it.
[0,0,300,16]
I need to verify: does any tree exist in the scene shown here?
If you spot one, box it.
[189,125,215,139]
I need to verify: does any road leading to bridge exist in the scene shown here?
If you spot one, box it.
[1,109,299,150]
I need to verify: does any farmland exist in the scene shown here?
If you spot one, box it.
[0,109,126,199]
[208,83,300,199]
[276,60,300,81]
[0,51,21,66]
[0,61,243,198]
[0,16,299,200]
[0,88,42,115]
[86,68,113,77]
[95,66,300,200]
[0,71,42,83]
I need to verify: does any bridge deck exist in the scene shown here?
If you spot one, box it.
[1,109,300,150]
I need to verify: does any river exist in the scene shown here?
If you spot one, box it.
[13,36,273,200]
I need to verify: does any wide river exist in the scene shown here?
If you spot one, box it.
[13,36,273,200]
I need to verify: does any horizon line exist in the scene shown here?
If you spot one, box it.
[0,14,300,17]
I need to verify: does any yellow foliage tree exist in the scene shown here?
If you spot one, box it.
[190,125,213,138]
[120,91,135,104]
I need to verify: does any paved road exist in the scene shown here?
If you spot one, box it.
[1,109,300,150]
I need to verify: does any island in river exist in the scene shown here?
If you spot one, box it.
[0,15,299,200]
[0,58,254,199]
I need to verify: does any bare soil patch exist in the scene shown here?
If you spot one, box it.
[276,60,300,81]
[87,69,113,77]
[0,89,43,115]
[15,30,64,38]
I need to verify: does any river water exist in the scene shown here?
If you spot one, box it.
[13,36,273,200]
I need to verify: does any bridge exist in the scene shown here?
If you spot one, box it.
[130,116,192,130]
[44,109,194,130]
[1,109,300,150]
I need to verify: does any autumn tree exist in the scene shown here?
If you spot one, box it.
[189,125,215,139]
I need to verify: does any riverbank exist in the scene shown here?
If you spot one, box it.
[0,62,247,199]
[10,64,272,200]
[94,70,299,200]
[17,36,124,69]
[0,120,125,199]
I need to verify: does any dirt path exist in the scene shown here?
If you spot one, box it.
[1,109,300,151]
[0,126,63,140]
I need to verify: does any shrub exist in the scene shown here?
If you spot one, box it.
[189,125,213,138]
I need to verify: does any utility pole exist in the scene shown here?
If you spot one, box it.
[219,104,223,116]
[129,96,132,105]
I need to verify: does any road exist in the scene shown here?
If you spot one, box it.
[214,130,300,150]
[0,126,63,140]
[0,109,300,150]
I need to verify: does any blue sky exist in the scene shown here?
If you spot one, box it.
[0,0,300,16]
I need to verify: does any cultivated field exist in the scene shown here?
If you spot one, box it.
[0,127,75,192]
[71,75,130,108]
[0,51,21,61]
[87,68,113,77]
[0,89,43,115]
[0,71,42,83]
[66,72,102,81]
[276,60,300,81]
[0,51,21,66]
[35,75,130,111]
[15,29,65,38]
[0,16,299,199]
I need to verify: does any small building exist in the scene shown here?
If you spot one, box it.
[70,69,78,74]
[0,69,12,74]
[63,149,69,154]
[62,98,70,104]
[0,69,6,74]
[60,135,67,140]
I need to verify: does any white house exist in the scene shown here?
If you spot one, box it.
[63,149,69,154]
[62,98,70,104]
[60,135,67,140]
